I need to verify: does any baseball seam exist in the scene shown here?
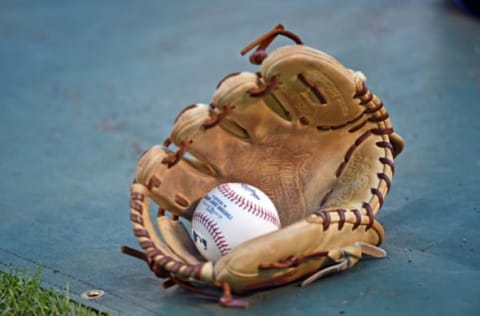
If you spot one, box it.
[218,184,281,227]
[193,212,232,256]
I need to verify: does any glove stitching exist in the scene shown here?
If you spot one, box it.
[240,24,304,65]
[216,72,241,89]
[248,74,281,97]
[161,139,192,168]
[312,208,369,231]
[174,104,198,123]
[379,157,395,174]
[371,127,394,135]
[319,188,333,207]
[146,175,161,190]
[352,209,362,230]
[376,172,392,191]
[369,112,390,122]
[376,140,394,150]
[127,185,211,282]
[337,80,395,229]
[336,209,346,230]
[359,91,374,105]
[317,111,365,131]
[130,213,144,226]
[313,211,331,230]
[353,79,368,97]
[370,188,384,209]
[297,73,327,104]
[202,105,235,130]
[362,202,375,230]
[363,100,384,113]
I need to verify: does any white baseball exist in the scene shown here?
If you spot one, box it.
[191,183,281,262]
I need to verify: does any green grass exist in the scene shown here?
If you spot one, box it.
[0,266,104,316]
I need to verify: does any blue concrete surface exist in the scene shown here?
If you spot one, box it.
[1,1,479,315]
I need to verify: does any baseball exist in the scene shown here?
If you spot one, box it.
[191,183,281,262]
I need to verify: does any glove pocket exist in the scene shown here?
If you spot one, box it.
[213,213,384,293]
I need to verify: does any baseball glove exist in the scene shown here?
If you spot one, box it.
[122,24,404,308]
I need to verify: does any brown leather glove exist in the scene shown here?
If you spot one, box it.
[122,24,404,308]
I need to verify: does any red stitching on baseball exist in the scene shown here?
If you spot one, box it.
[218,184,281,227]
[193,212,231,255]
